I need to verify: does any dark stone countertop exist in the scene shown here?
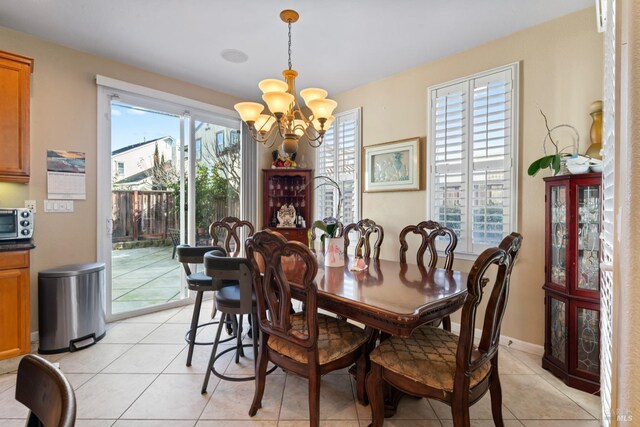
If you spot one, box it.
[0,240,36,252]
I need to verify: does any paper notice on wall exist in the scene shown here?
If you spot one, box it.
[47,149,86,200]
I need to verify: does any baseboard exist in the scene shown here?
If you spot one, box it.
[30,331,39,343]
[450,322,544,356]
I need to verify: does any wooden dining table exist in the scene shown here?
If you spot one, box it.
[279,253,468,413]
[281,254,468,337]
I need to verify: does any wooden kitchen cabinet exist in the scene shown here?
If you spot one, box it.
[0,50,33,183]
[0,249,31,359]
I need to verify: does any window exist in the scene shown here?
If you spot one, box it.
[315,108,361,225]
[428,63,518,255]
[195,138,202,160]
[116,161,124,176]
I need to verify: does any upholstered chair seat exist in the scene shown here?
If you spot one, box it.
[267,312,368,365]
[369,326,490,392]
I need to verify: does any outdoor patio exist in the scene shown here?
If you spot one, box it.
[111,245,182,314]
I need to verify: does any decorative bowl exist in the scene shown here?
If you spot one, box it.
[566,163,590,174]
[590,164,603,173]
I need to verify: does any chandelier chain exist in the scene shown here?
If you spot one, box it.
[287,21,292,70]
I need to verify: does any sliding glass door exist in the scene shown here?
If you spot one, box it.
[97,77,243,321]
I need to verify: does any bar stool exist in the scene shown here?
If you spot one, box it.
[176,244,237,367]
[202,249,271,392]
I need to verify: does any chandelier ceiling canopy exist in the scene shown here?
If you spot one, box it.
[234,9,337,154]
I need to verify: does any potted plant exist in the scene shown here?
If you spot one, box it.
[528,110,579,177]
[304,176,345,266]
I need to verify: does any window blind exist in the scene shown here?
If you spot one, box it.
[315,108,361,225]
[599,0,616,423]
[429,64,518,254]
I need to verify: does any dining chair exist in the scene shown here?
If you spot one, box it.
[366,232,523,427]
[245,229,370,427]
[177,244,236,367]
[201,249,269,392]
[15,354,77,427]
[399,220,457,330]
[343,218,384,259]
[209,216,255,253]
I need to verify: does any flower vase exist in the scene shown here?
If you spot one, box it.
[324,237,345,267]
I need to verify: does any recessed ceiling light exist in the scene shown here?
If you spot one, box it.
[221,49,248,63]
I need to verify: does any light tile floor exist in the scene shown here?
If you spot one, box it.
[0,300,601,426]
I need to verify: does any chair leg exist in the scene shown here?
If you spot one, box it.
[442,315,452,332]
[366,363,385,427]
[489,358,505,427]
[308,366,321,427]
[251,313,259,367]
[202,313,227,394]
[186,291,204,366]
[249,333,269,416]
[236,315,244,362]
[451,388,471,427]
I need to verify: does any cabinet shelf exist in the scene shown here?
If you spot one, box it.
[262,168,312,244]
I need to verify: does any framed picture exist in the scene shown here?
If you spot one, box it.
[363,137,420,192]
[215,130,225,151]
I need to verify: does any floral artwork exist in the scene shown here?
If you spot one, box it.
[363,137,420,192]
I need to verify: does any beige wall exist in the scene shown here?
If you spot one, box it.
[0,26,240,330]
[314,8,603,346]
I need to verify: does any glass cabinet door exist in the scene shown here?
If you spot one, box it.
[549,295,567,366]
[577,185,600,292]
[575,305,600,376]
[550,185,567,288]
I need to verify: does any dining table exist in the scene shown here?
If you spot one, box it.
[279,253,468,413]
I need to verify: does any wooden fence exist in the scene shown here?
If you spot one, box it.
[111,190,240,243]
[112,190,177,242]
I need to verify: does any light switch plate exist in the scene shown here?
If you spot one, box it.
[24,200,36,212]
[44,200,74,213]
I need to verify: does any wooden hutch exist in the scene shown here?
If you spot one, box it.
[262,168,312,244]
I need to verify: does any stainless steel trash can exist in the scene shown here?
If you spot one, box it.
[38,262,106,354]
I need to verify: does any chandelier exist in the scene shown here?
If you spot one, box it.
[234,9,337,154]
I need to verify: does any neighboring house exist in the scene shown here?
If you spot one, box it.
[112,136,175,190]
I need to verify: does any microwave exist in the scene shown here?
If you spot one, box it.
[0,208,34,241]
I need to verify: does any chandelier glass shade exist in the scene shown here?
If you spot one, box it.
[234,10,337,154]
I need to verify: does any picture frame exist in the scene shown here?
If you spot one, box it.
[215,130,225,151]
[363,137,420,192]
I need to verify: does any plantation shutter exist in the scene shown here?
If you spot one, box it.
[431,82,468,248]
[429,64,518,255]
[470,69,514,250]
[315,109,361,224]
[315,125,336,220]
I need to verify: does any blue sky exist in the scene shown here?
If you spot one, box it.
[111,103,180,151]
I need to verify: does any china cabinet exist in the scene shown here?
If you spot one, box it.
[542,172,601,394]
[0,50,33,183]
[262,168,312,244]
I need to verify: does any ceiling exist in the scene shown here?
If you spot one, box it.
[0,0,593,100]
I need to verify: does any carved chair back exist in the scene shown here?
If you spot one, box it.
[399,220,457,270]
[209,216,255,253]
[16,354,77,427]
[246,229,319,350]
[343,218,384,259]
[456,232,522,382]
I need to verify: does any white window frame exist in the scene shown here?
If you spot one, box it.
[427,63,519,258]
[314,107,362,225]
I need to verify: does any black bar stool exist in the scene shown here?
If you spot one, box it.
[176,245,237,367]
